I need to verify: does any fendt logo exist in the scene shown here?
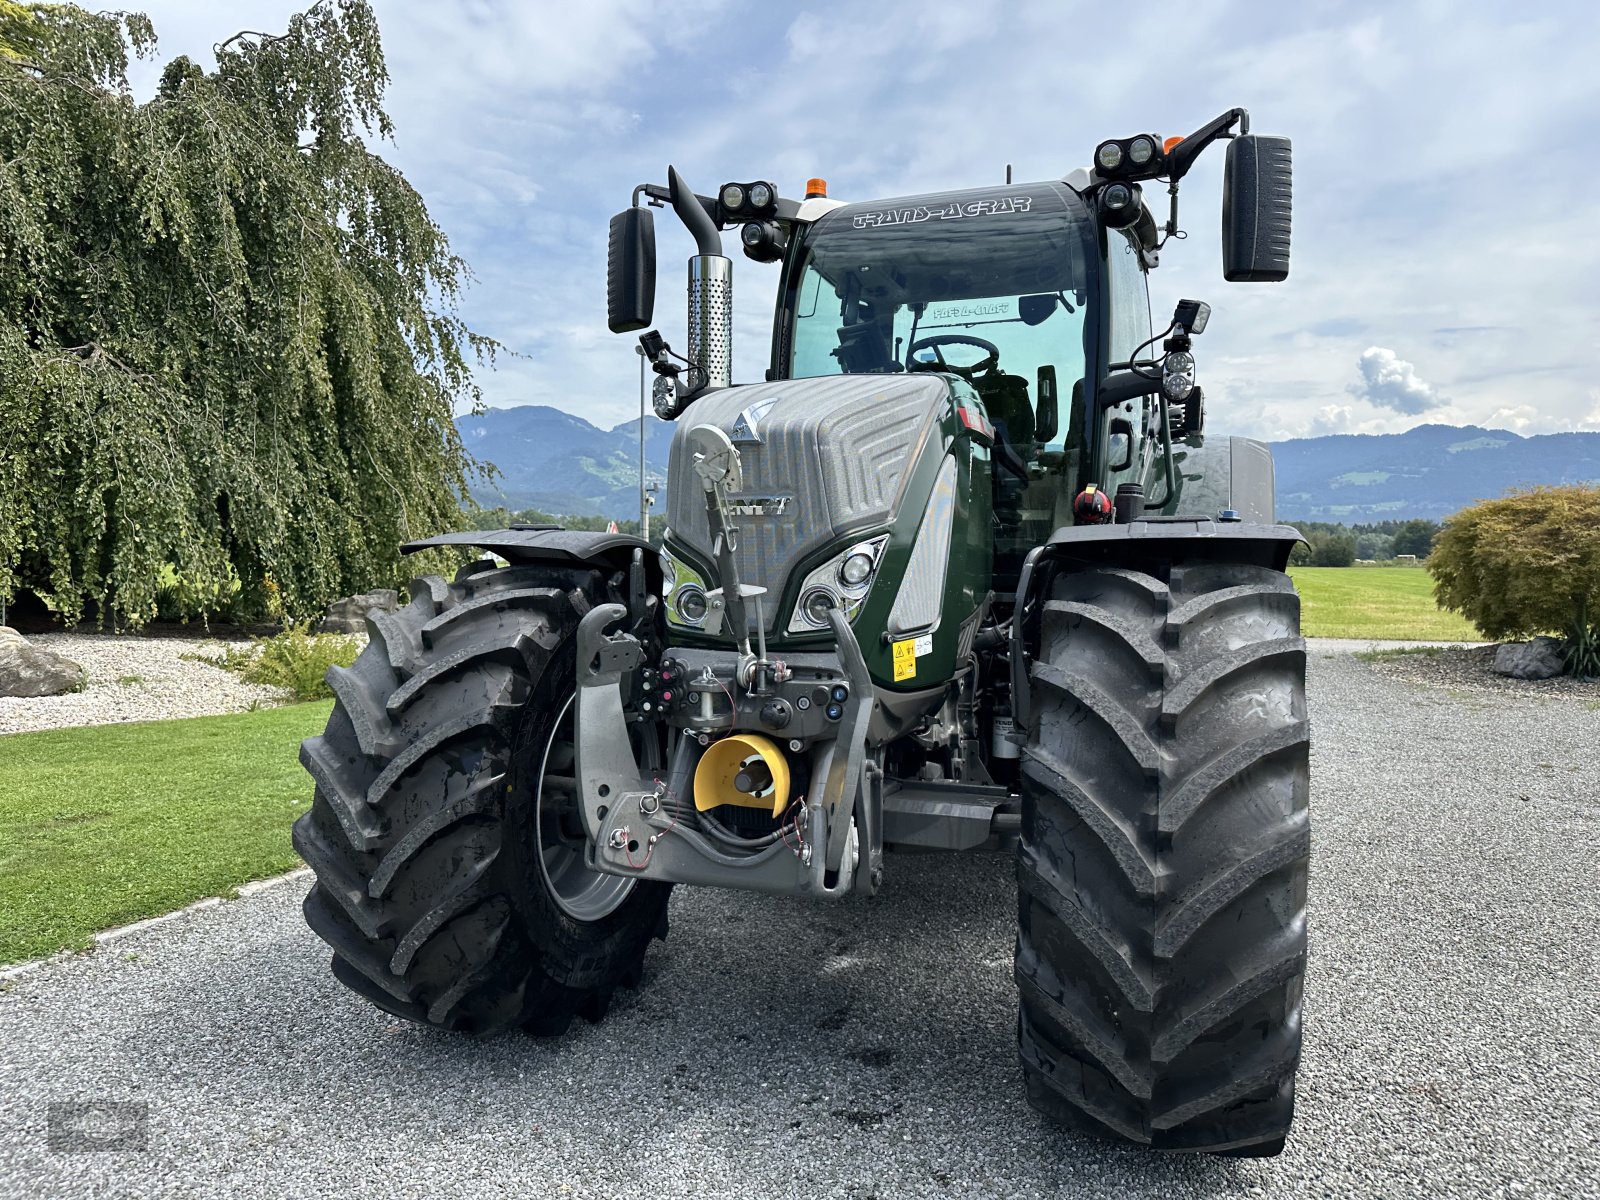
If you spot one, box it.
[727,496,792,517]
[729,397,778,444]
[852,195,1033,230]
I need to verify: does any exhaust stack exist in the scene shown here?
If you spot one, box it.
[669,167,732,390]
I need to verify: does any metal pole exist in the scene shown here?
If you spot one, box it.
[637,343,647,535]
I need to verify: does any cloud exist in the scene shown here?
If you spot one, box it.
[119,0,1600,437]
[1579,393,1600,433]
[1488,405,1539,433]
[1348,347,1446,415]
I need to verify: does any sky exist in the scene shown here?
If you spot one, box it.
[125,0,1600,442]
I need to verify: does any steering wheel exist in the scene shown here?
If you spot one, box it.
[906,334,1001,379]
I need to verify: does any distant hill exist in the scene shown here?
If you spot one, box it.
[458,405,672,518]
[1273,424,1600,521]
[459,406,1600,523]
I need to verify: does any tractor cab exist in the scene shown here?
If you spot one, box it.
[773,181,1109,586]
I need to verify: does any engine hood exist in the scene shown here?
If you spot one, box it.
[665,374,950,628]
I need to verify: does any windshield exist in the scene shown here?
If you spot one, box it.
[786,181,1095,454]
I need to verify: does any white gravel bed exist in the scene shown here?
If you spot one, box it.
[0,634,289,736]
[0,648,1595,1197]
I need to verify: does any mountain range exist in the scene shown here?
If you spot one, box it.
[459,406,673,520]
[458,406,1600,524]
[1272,425,1600,521]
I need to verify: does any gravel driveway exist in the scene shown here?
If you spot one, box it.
[1,646,1595,1199]
[0,634,286,735]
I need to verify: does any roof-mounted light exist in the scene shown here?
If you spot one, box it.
[1098,181,1142,228]
[1093,134,1167,181]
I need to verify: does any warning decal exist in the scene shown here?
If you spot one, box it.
[892,638,917,682]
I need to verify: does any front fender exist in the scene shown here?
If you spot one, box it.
[1008,518,1305,737]
[403,526,662,592]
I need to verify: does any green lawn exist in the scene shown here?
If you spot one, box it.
[1289,566,1480,641]
[0,702,330,965]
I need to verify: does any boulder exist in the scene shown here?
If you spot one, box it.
[0,627,87,697]
[316,589,399,635]
[1493,636,1567,680]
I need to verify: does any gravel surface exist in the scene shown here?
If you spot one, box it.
[1360,642,1600,699]
[0,634,287,736]
[1,647,1596,1198]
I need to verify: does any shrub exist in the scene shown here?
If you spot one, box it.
[1311,533,1357,568]
[1429,486,1600,676]
[197,626,361,702]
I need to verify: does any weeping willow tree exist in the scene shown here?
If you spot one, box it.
[0,0,489,625]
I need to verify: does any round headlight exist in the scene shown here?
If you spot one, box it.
[1162,373,1194,401]
[1102,183,1132,210]
[1096,141,1123,171]
[719,183,745,211]
[1164,350,1195,377]
[741,222,764,246]
[676,587,707,623]
[748,182,773,209]
[1128,136,1156,165]
[838,552,875,588]
[652,374,679,420]
[800,588,835,628]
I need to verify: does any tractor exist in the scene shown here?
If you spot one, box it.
[292,107,1309,1156]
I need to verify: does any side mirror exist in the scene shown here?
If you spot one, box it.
[1222,134,1292,282]
[607,207,656,333]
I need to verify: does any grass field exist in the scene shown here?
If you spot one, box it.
[1289,566,1480,641]
[0,566,1477,964]
[0,702,329,965]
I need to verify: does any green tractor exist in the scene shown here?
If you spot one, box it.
[293,108,1308,1156]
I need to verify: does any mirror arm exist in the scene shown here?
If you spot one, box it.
[1096,369,1163,410]
[633,182,669,208]
[1165,107,1250,182]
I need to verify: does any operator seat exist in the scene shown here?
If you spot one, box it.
[973,368,1035,455]
[973,367,1035,551]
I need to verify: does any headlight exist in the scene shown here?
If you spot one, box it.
[1162,373,1194,401]
[661,547,711,629]
[1096,141,1123,171]
[787,535,887,634]
[719,183,745,211]
[1128,135,1156,165]
[748,181,773,209]
[799,589,835,628]
[839,552,875,587]
[676,587,708,623]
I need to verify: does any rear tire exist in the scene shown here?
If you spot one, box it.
[1016,560,1309,1153]
[293,562,669,1035]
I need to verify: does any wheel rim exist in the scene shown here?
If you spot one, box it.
[534,693,635,922]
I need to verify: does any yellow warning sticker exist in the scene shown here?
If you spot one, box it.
[892,638,917,682]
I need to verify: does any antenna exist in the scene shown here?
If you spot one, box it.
[1005,163,1013,184]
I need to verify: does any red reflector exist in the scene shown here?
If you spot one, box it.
[958,406,993,440]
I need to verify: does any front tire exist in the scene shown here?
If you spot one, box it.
[1016,560,1310,1153]
[292,562,669,1035]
